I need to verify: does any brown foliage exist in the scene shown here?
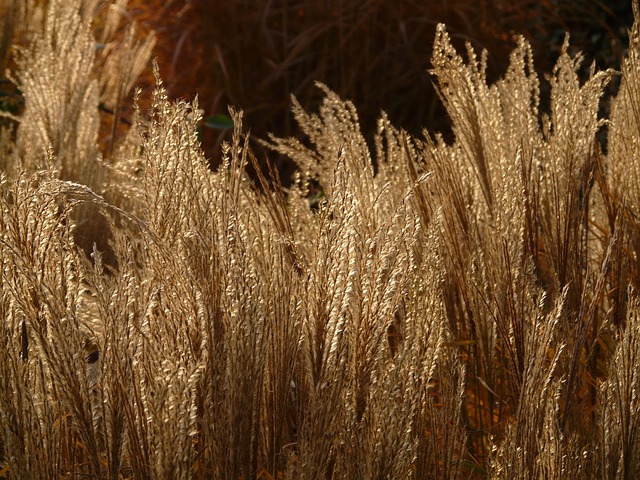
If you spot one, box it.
[127,0,631,174]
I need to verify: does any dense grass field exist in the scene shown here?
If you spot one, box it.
[2,0,640,478]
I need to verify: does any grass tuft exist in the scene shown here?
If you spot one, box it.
[2,1,640,478]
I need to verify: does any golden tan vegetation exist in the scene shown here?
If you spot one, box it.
[2,0,640,478]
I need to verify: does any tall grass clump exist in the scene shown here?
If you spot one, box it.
[2,0,640,479]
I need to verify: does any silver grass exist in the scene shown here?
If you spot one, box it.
[3,1,640,479]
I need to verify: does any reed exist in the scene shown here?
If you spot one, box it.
[1,0,640,478]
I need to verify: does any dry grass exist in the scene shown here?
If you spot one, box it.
[2,0,640,479]
[126,0,631,173]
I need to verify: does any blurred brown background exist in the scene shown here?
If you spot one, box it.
[119,1,634,176]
